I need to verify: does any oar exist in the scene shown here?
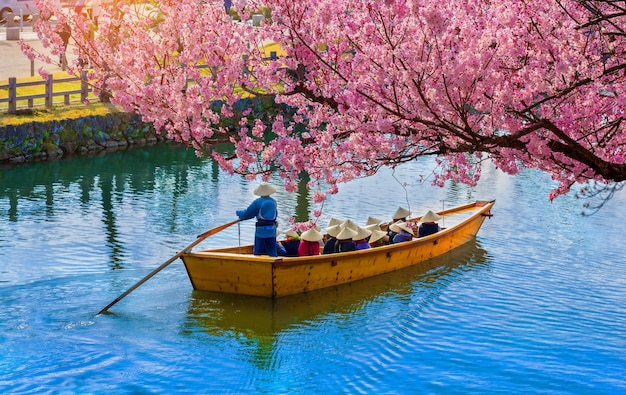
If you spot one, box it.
[97,219,240,315]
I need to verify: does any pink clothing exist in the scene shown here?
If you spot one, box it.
[298,240,320,256]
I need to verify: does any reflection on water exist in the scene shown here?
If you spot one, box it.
[183,239,490,367]
[1,144,626,394]
[1,145,203,220]
[0,144,313,279]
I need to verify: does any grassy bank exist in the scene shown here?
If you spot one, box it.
[1,102,121,127]
[0,103,120,127]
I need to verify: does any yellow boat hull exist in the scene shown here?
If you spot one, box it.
[181,200,495,298]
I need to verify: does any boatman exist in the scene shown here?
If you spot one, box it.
[236,183,279,256]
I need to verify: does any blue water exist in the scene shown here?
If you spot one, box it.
[1,145,625,394]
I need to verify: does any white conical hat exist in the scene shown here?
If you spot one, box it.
[365,223,381,231]
[366,216,383,226]
[352,226,372,241]
[327,217,343,227]
[342,219,358,230]
[326,224,342,238]
[369,229,387,243]
[253,183,277,196]
[336,226,357,240]
[389,220,403,233]
[301,228,324,242]
[392,206,410,219]
[421,210,442,222]
[396,222,415,236]
[283,229,299,238]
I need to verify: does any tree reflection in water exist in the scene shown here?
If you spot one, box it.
[0,144,313,270]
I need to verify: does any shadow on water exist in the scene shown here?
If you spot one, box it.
[182,238,491,365]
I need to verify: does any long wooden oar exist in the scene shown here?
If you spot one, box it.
[97,219,240,315]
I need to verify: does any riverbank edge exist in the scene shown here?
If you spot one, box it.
[0,96,293,165]
[0,111,165,165]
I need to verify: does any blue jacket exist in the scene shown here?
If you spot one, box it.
[282,239,300,257]
[236,196,278,238]
[323,238,337,254]
[335,239,356,253]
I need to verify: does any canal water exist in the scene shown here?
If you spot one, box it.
[1,144,625,394]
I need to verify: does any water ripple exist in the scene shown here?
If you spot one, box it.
[2,148,626,394]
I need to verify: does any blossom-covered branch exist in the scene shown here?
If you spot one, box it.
[27,0,626,203]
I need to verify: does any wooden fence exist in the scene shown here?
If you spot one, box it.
[0,71,92,115]
[1,49,282,115]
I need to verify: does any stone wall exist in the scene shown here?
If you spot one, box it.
[0,113,165,164]
[0,96,298,165]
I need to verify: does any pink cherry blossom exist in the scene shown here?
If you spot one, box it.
[25,0,626,207]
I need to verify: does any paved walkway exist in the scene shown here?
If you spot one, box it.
[0,26,64,81]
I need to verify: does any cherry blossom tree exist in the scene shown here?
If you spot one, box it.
[26,0,626,209]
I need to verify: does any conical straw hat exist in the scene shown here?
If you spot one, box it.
[421,210,442,222]
[397,222,415,236]
[283,229,299,238]
[392,206,410,219]
[365,223,381,231]
[253,183,277,196]
[336,226,357,240]
[342,219,358,230]
[366,216,383,226]
[352,226,372,241]
[327,217,343,227]
[389,220,403,233]
[326,224,341,238]
[369,229,387,243]
[301,228,324,242]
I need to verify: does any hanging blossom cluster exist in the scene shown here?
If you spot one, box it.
[28,0,626,204]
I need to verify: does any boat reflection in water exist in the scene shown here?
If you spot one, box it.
[182,238,490,342]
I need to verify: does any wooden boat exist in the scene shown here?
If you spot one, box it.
[180,200,495,298]
[185,238,489,337]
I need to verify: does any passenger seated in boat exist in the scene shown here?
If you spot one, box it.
[280,229,301,257]
[384,206,410,243]
[334,226,357,253]
[323,224,341,254]
[391,222,415,243]
[418,210,442,237]
[298,228,323,256]
[352,226,372,250]
[369,229,387,248]
[236,183,279,256]
[386,220,404,244]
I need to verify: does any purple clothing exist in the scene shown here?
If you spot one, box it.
[392,230,413,243]
[355,240,370,250]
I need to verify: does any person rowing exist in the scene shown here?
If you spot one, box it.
[236,183,279,256]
